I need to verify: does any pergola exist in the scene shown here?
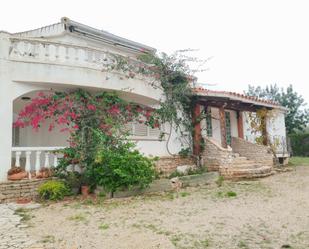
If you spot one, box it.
[191,88,286,155]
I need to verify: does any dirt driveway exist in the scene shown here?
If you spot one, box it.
[25,166,309,249]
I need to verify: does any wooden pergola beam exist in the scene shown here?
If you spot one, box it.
[192,103,202,155]
[198,99,273,113]
[219,106,227,148]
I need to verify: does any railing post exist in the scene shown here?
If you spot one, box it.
[44,152,50,168]
[35,151,41,174]
[25,151,32,179]
[53,154,58,167]
[15,151,22,167]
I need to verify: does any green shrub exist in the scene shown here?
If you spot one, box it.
[38,180,69,201]
[290,133,309,156]
[88,140,156,195]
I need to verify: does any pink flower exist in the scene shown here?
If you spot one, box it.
[13,119,25,128]
[108,105,121,115]
[87,104,96,111]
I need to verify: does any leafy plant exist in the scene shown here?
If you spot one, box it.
[290,133,309,156]
[215,176,224,187]
[38,180,69,201]
[64,171,82,189]
[178,147,191,158]
[88,131,156,195]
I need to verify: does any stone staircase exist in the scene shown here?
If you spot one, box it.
[231,137,274,166]
[219,152,273,180]
[202,137,273,180]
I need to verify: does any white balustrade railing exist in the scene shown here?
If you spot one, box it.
[9,37,122,70]
[11,147,65,179]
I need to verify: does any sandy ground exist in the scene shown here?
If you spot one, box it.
[24,166,309,249]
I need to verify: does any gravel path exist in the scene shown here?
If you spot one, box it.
[0,203,40,249]
[2,166,309,249]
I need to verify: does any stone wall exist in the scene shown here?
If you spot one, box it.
[0,179,49,203]
[155,156,196,176]
[231,137,274,166]
[201,137,234,171]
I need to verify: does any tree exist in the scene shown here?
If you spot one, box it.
[245,84,309,134]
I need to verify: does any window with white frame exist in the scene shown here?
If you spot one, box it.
[125,121,164,139]
[205,108,213,137]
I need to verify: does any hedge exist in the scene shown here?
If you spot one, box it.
[289,133,309,156]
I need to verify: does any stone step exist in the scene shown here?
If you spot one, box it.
[235,152,272,158]
[230,163,263,169]
[220,165,273,179]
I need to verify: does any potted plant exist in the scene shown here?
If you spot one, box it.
[7,167,28,181]
[81,174,91,197]
[36,167,53,179]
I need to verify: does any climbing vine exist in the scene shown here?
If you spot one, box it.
[247,108,279,159]
[109,50,208,154]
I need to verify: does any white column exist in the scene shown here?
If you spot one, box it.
[0,33,13,182]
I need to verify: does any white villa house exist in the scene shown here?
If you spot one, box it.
[0,17,289,182]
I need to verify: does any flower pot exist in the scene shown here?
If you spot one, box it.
[36,168,52,178]
[8,171,28,181]
[81,185,89,197]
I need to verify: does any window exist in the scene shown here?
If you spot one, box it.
[206,110,212,137]
[125,121,164,140]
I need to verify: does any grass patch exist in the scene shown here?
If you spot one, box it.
[238,240,249,248]
[98,223,109,230]
[67,213,87,222]
[215,176,224,187]
[194,239,210,248]
[40,235,55,243]
[215,191,237,198]
[14,208,32,222]
[170,234,182,246]
[289,157,309,166]
[180,192,190,197]
[226,191,237,197]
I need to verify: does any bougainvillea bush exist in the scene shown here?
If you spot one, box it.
[14,89,157,193]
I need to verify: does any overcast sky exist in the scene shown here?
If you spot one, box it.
[1,0,309,104]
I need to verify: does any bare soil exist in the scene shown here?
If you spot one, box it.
[25,166,309,249]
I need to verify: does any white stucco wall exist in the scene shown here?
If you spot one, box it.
[243,109,288,156]
[0,29,184,182]
[266,109,288,155]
